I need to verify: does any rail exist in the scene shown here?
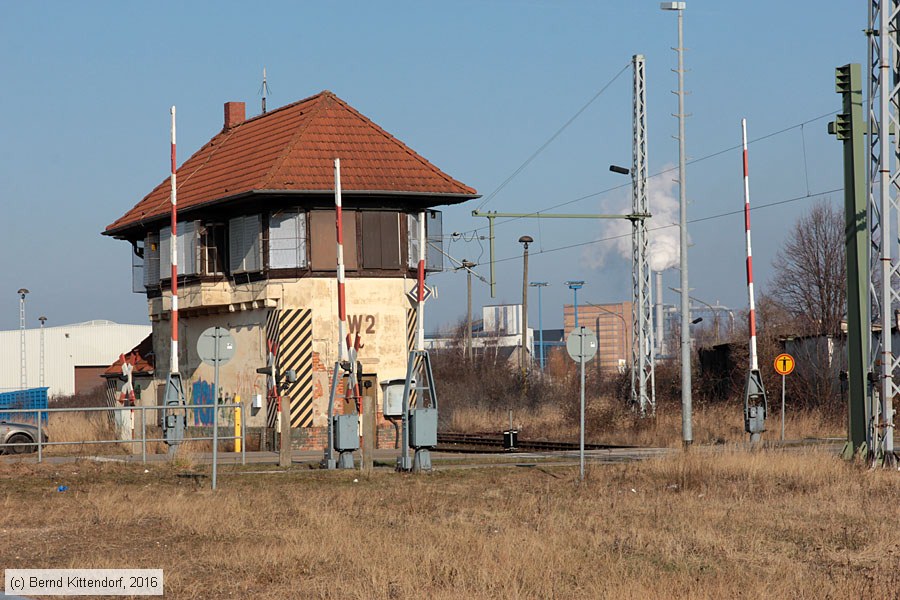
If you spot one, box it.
[436,432,634,452]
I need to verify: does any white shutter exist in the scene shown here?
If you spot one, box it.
[159,226,171,277]
[144,233,160,287]
[269,210,307,269]
[178,221,198,275]
[243,214,261,272]
[408,213,420,269]
[296,211,307,268]
[426,210,443,271]
[229,216,245,273]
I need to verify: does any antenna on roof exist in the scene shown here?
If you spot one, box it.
[259,67,270,114]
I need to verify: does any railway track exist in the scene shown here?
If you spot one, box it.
[436,432,633,453]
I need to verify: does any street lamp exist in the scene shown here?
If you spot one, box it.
[518,236,533,373]
[530,282,549,369]
[565,281,585,329]
[17,288,29,390]
[661,0,693,448]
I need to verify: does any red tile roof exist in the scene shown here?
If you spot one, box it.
[103,334,155,377]
[106,91,477,235]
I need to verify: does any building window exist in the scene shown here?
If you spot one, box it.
[310,210,357,271]
[199,223,226,276]
[269,209,308,269]
[407,211,443,272]
[159,222,199,277]
[144,232,160,287]
[229,215,262,274]
[361,211,401,269]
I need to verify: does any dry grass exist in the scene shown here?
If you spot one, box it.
[0,448,897,599]
[444,399,843,447]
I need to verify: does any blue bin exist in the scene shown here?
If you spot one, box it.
[0,387,49,422]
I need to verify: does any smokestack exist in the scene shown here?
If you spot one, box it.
[224,102,245,130]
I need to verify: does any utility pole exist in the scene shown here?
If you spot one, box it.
[461,260,475,361]
[661,1,692,446]
[828,63,868,456]
[518,236,533,375]
[17,288,29,390]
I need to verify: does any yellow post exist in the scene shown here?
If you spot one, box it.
[234,395,242,453]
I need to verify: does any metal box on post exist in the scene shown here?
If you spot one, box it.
[333,414,360,451]
[409,408,437,448]
[380,379,413,418]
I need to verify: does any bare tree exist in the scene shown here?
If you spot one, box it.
[770,201,845,337]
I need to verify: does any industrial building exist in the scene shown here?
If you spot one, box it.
[104,91,477,443]
[563,302,632,372]
[0,320,151,397]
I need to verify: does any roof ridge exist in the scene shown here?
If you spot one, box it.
[328,94,475,194]
[256,93,329,189]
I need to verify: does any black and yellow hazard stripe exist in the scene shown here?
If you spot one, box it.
[278,309,314,428]
[405,308,422,406]
[264,310,281,429]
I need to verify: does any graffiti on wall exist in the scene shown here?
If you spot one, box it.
[191,380,215,426]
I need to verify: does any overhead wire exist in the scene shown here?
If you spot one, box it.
[483,187,843,268]
[474,61,632,211]
[462,109,838,235]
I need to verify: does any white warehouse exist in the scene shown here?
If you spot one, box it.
[0,320,151,397]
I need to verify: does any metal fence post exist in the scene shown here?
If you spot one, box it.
[241,403,246,466]
[141,406,147,463]
[37,408,42,464]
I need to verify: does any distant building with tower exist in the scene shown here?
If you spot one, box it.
[104,91,477,445]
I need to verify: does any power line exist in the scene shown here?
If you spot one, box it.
[474,61,631,211]
[464,109,838,235]
[483,187,842,267]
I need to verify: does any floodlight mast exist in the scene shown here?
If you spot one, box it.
[661,0,692,447]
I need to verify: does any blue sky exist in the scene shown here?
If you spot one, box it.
[0,1,863,332]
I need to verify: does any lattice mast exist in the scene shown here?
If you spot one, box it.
[867,0,899,461]
[630,54,655,415]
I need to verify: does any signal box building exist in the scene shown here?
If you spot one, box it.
[104,91,477,444]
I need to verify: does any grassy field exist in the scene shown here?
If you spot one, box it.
[444,400,844,448]
[2,447,898,599]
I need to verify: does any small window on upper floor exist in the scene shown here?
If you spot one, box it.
[310,210,357,271]
[269,209,308,269]
[407,211,443,272]
[361,211,401,270]
[198,223,226,276]
[144,232,160,288]
[159,221,199,277]
[229,215,262,274]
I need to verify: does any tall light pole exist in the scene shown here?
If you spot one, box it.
[38,316,47,388]
[17,288,29,390]
[518,236,533,374]
[565,281,585,329]
[661,0,692,447]
[530,282,548,369]
[461,260,476,361]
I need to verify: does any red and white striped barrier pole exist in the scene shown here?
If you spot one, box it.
[334,158,348,363]
[170,106,179,375]
[742,118,758,371]
[416,211,426,351]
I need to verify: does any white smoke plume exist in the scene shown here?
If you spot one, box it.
[583,168,682,271]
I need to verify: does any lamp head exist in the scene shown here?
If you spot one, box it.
[518,235,534,248]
